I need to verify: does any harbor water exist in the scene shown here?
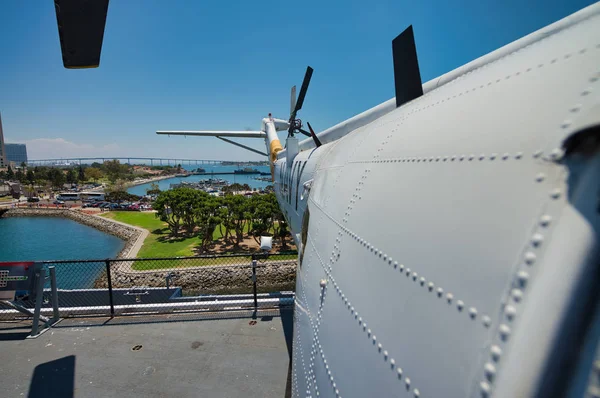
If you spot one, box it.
[127,165,272,196]
[0,217,124,289]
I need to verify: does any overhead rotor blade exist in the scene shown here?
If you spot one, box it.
[294,66,313,113]
[290,86,297,116]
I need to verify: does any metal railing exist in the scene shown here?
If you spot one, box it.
[0,252,297,320]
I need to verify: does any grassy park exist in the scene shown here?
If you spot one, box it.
[100,211,295,270]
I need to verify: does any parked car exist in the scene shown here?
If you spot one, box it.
[53,200,65,205]
[27,197,40,203]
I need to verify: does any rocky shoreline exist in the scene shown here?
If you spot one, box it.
[93,260,297,295]
[1,208,297,294]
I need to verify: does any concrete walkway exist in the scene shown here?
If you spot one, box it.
[0,309,293,398]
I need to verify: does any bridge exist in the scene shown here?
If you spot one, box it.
[27,157,266,167]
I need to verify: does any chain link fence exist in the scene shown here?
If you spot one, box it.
[0,253,297,320]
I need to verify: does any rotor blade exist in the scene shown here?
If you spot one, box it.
[307,122,322,147]
[156,131,266,138]
[297,128,312,138]
[54,0,110,68]
[290,86,297,116]
[392,25,423,108]
[216,137,268,156]
[294,66,314,113]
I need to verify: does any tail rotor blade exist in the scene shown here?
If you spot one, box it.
[290,86,297,116]
[307,122,322,147]
[294,66,313,112]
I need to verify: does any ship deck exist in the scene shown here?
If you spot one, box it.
[0,309,292,398]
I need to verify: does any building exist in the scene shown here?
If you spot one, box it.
[0,112,6,168]
[5,143,28,165]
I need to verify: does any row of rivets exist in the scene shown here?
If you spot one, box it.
[316,197,495,329]
[377,46,595,152]
[311,237,420,395]
[478,208,558,394]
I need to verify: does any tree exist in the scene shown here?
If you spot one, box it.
[248,194,277,244]
[176,164,182,173]
[223,194,249,248]
[20,162,27,172]
[48,168,66,189]
[104,159,128,183]
[15,169,25,183]
[195,193,222,252]
[85,167,103,182]
[153,189,188,237]
[66,168,77,184]
[26,169,35,184]
[146,182,161,196]
[78,165,85,182]
[6,166,14,180]
[24,184,36,198]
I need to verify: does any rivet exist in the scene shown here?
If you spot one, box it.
[390,358,395,366]
[540,215,552,227]
[414,389,420,397]
[490,153,497,160]
[479,154,485,160]
[393,261,399,269]
[511,289,523,302]
[406,268,411,276]
[484,363,496,381]
[533,150,543,158]
[581,88,591,96]
[482,315,492,327]
[373,336,377,343]
[320,279,327,288]
[550,148,564,160]
[428,282,435,291]
[499,324,511,341]
[469,307,478,319]
[535,173,545,182]
[399,264,405,271]
[358,317,362,324]
[405,377,411,388]
[502,153,509,160]
[383,350,388,358]
[550,189,561,199]
[517,271,529,287]
[412,272,418,280]
[480,381,491,397]
[437,288,444,297]
[469,154,475,161]
[397,368,403,378]
[524,251,536,265]
[420,277,426,285]
[531,233,544,247]
[446,293,454,303]
[367,328,371,335]
[490,345,502,361]
[460,155,465,161]
[505,305,517,321]
[457,300,464,311]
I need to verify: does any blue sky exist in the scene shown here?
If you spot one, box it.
[0,0,595,161]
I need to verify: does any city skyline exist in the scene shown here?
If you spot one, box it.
[0,1,596,160]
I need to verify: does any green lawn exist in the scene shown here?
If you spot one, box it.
[100,211,296,270]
